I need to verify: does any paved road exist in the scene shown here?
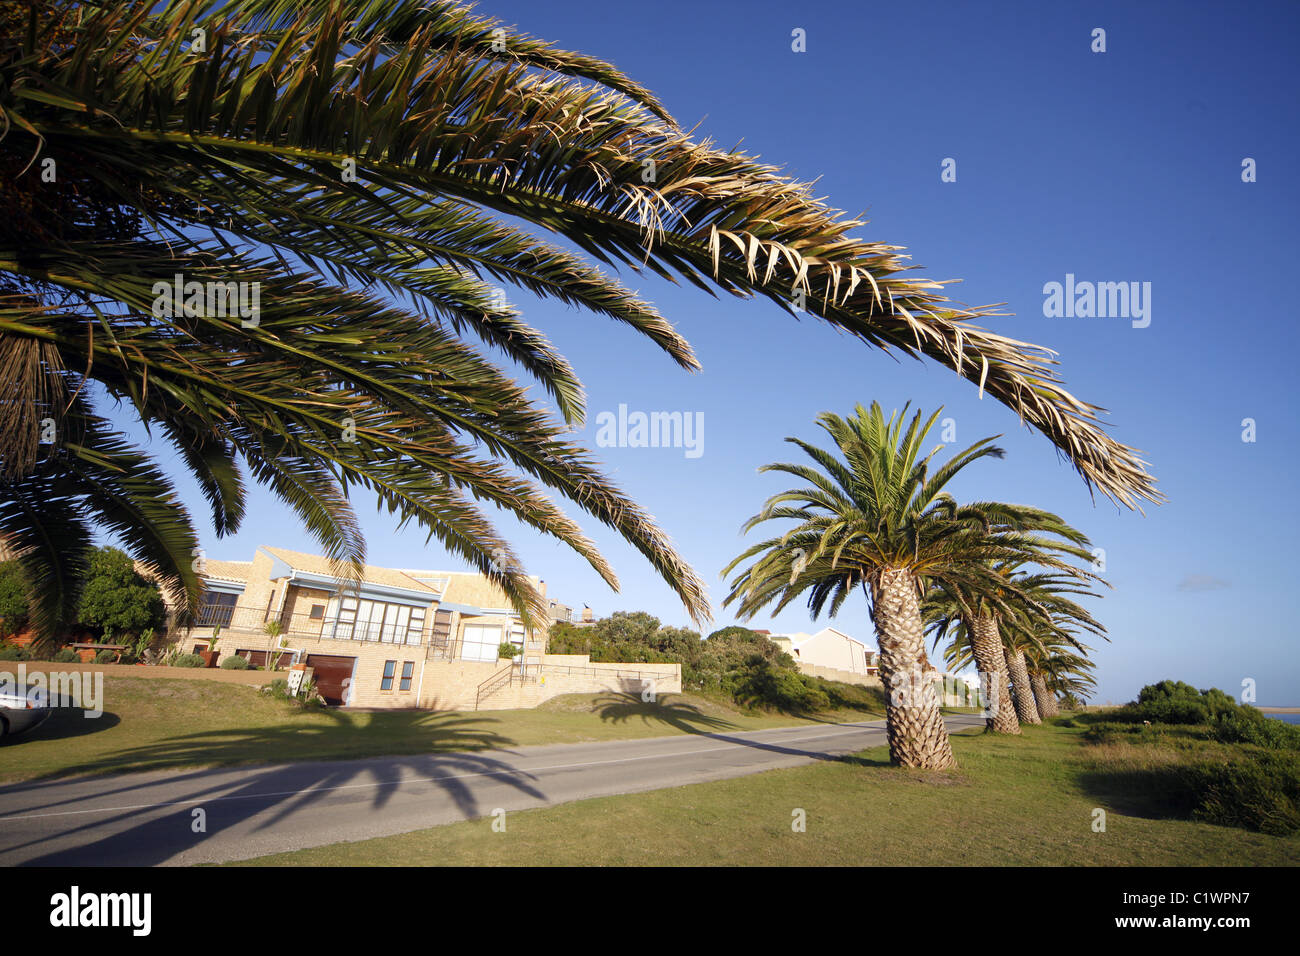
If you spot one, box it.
[0,714,983,866]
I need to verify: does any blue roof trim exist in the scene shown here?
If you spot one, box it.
[438,601,518,617]
[289,569,434,606]
[201,578,245,596]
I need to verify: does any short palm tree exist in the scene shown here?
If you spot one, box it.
[1024,638,1096,718]
[721,402,1097,768]
[2,0,1161,644]
[932,568,1104,729]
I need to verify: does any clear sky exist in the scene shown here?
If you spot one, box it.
[116,0,1299,704]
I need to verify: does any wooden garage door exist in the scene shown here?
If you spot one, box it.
[237,648,293,669]
[306,654,356,706]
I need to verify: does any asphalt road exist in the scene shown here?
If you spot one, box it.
[0,713,983,866]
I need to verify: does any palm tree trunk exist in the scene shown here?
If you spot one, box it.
[970,615,1020,734]
[1004,645,1042,724]
[872,568,955,769]
[1030,672,1059,718]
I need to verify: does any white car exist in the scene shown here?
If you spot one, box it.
[0,687,51,740]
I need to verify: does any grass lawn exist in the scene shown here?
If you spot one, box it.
[226,721,1300,866]
[0,675,886,783]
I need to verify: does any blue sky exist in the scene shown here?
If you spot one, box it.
[117,0,1299,704]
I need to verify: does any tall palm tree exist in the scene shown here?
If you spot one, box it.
[721,402,1096,769]
[2,0,1161,644]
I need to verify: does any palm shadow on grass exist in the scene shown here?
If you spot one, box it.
[0,710,548,866]
[592,692,739,734]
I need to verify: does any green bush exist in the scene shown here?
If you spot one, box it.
[93,649,118,664]
[0,561,29,638]
[172,653,207,668]
[263,676,326,709]
[723,656,830,713]
[1185,752,1300,835]
[0,645,29,661]
[1211,707,1300,750]
[53,648,79,663]
[76,546,166,637]
[497,642,521,660]
[1096,681,1244,726]
[220,655,250,670]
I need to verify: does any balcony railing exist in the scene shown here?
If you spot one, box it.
[184,604,448,652]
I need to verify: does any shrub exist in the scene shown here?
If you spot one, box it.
[724,656,830,713]
[52,648,79,663]
[0,645,29,661]
[1211,707,1300,750]
[497,642,521,660]
[92,649,118,664]
[0,561,29,638]
[172,653,206,668]
[220,655,250,670]
[1185,752,1300,835]
[76,546,166,637]
[1100,681,1245,726]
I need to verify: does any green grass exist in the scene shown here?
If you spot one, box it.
[227,720,1300,866]
[0,675,887,783]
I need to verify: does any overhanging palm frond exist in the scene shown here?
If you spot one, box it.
[3,0,1157,641]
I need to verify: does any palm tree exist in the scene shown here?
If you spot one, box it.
[721,402,1098,768]
[2,0,1161,644]
[1025,639,1095,719]
[1037,645,1098,712]
[932,568,1104,729]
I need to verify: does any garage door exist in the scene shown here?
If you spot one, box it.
[237,648,293,669]
[306,654,357,706]
[460,624,502,662]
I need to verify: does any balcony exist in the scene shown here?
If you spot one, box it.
[185,603,459,657]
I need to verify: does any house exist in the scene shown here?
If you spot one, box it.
[771,626,879,677]
[176,546,679,710]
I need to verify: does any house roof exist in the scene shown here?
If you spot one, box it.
[260,547,436,593]
[202,559,253,584]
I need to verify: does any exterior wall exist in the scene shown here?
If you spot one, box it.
[797,662,883,688]
[233,549,279,620]
[279,585,333,633]
[794,630,874,674]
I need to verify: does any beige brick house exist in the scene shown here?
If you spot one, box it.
[177,546,678,711]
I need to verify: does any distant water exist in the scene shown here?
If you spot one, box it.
[1269,713,1300,725]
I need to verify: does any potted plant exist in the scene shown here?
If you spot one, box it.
[200,627,221,667]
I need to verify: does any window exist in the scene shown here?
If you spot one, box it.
[460,623,503,662]
[380,660,396,691]
[195,591,239,628]
[400,661,414,692]
[309,605,325,620]
[326,596,425,644]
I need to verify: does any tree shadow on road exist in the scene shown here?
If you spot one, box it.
[594,692,889,766]
[0,711,546,866]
